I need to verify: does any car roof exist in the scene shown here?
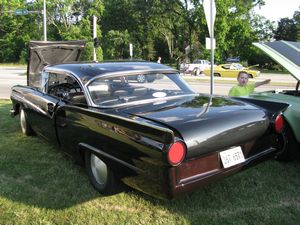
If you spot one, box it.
[46,61,177,84]
[253,41,300,81]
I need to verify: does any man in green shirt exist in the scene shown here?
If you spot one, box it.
[229,71,271,97]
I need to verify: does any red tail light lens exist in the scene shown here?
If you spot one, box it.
[275,114,284,133]
[168,141,186,166]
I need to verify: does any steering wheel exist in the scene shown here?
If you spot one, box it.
[48,83,78,98]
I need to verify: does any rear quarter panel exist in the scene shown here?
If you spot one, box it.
[250,92,300,142]
[55,105,176,199]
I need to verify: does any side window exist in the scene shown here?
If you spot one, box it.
[46,73,87,105]
[47,73,64,95]
[41,71,49,93]
[48,73,59,87]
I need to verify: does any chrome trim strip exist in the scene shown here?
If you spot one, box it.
[78,142,145,174]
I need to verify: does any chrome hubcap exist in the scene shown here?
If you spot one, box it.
[20,109,26,133]
[137,75,145,83]
[90,154,108,185]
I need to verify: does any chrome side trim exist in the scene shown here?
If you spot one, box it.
[78,142,145,174]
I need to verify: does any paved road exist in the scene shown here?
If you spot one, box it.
[0,66,297,99]
[0,67,26,99]
[182,72,297,95]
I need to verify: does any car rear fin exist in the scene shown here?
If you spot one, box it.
[58,105,175,145]
[234,97,289,117]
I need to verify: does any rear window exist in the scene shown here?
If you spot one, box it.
[87,73,195,107]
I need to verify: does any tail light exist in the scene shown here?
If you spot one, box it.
[168,141,186,166]
[275,114,284,133]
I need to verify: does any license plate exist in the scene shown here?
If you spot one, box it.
[220,146,245,168]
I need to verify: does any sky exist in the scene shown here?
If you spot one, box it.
[254,0,300,22]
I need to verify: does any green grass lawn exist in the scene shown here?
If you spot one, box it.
[0,100,300,224]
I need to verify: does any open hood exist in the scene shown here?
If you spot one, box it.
[27,40,86,88]
[253,41,300,81]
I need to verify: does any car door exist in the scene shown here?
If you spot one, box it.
[221,65,238,77]
[46,70,88,148]
[26,71,62,143]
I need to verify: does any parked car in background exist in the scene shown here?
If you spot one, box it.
[10,41,288,200]
[128,74,156,83]
[179,61,188,72]
[183,59,210,75]
[203,63,260,78]
[248,40,300,160]
[226,56,240,63]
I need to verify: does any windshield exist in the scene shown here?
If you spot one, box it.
[87,73,195,107]
[232,63,243,70]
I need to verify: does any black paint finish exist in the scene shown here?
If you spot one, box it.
[11,61,287,199]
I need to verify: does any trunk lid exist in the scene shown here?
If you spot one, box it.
[122,95,270,158]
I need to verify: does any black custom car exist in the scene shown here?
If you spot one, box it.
[10,41,288,199]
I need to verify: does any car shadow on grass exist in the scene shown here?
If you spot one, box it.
[0,101,101,209]
[132,156,300,224]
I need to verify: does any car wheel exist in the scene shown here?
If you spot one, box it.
[136,74,146,83]
[214,73,221,77]
[20,107,34,135]
[275,125,298,161]
[193,68,202,76]
[191,68,197,76]
[85,151,117,195]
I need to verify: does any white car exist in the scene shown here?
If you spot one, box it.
[185,59,210,75]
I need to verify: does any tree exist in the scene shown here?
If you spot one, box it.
[103,30,130,59]
[274,18,297,41]
[45,0,104,60]
[293,7,300,41]
[101,0,146,60]
[0,0,286,67]
[251,15,274,41]
[0,0,41,62]
[199,0,267,63]
[0,0,104,62]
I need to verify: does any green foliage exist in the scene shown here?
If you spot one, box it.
[0,0,299,67]
[251,15,274,41]
[274,18,298,41]
[0,0,104,62]
[0,0,39,62]
[81,42,103,62]
[210,0,268,63]
[293,7,300,41]
[103,30,130,59]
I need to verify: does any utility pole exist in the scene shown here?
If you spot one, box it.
[203,0,216,95]
[93,15,97,61]
[129,43,133,60]
[209,0,214,95]
[43,0,47,41]
[88,0,97,61]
